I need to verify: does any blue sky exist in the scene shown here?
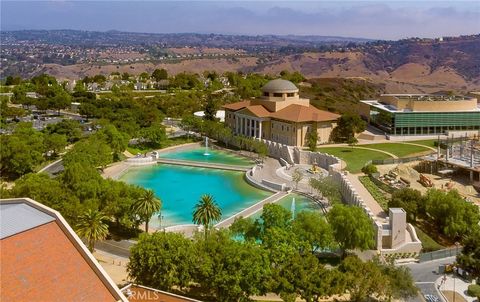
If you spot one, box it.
[1,1,479,39]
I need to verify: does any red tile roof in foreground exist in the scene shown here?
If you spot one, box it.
[1,221,119,302]
[0,198,127,302]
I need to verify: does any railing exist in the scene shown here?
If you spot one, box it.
[419,246,463,262]
[370,154,434,165]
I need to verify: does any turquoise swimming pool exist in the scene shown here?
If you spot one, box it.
[121,164,270,227]
[159,147,253,166]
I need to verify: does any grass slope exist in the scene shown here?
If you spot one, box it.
[359,143,432,158]
[318,147,391,173]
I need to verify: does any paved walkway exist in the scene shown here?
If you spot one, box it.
[436,275,476,302]
[215,191,288,228]
[156,158,250,171]
[344,172,388,220]
[352,146,398,158]
[252,158,286,185]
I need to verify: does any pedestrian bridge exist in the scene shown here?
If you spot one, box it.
[156,158,250,172]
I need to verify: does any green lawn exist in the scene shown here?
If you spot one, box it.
[318,147,392,173]
[414,226,445,252]
[408,139,437,148]
[358,143,432,158]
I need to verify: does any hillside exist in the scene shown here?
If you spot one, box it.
[254,36,480,93]
[299,78,385,113]
[2,31,479,93]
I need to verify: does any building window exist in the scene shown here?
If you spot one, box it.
[287,93,294,97]
[281,125,284,131]
[263,92,269,97]
[286,126,289,131]
[273,93,283,97]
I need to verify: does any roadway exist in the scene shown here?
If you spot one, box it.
[404,256,456,302]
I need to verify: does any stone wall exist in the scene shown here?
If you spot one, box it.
[261,139,294,164]
[258,140,421,254]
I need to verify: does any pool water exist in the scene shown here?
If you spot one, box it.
[121,164,270,227]
[249,193,323,221]
[159,148,253,166]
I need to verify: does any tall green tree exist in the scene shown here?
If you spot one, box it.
[327,204,375,257]
[138,123,167,147]
[9,173,83,224]
[192,194,222,238]
[306,127,318,151]
[151,68,168,81]
[204,97,219,121]
[131,190,161,233]
[388,188,425,222]
[63,138,112,169]
[425,189,480,239]
[261,203,292,232]
[457,227,480,278]
[75,209,109,252]
[194,230,270,301]
[0,122,45,178]
[331,113,366,143]
[44,133,67,157]
[339,256,384,302]
[309,176,342,205]
[292,211,335,253]
[291,168,303,190]
[128,232,195,291]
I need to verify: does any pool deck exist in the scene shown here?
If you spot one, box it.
[215,191,288,228]
[156,158,250,172]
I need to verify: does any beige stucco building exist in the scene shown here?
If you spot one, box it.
[223,79,340,147]
[360,94,480,136]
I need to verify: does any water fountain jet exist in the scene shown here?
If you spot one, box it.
[204,137,210,156]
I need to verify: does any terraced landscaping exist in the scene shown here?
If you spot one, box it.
[319,147,392,173]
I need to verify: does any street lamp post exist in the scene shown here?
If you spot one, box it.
[453,241,460,302]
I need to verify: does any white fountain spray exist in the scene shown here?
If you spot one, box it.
[291,197,296,220]
[204,136,210,156]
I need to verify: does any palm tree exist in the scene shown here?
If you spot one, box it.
[132,190,162,233]
[192,194,222,239]
[75,209,109,252]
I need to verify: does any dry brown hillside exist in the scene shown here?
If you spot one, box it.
[26,35,480,93]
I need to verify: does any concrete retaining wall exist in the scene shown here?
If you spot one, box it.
[126,157,157,166]
[245,169,281,193]
[259,139,421,253]
[261,139,294,164]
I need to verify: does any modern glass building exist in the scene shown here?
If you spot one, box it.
[360,94,480,136]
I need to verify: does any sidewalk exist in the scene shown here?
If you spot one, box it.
[93,249,130,285]
[436,275,476,302]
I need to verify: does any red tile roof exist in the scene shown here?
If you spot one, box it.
[271,104,340,122]
[222,100,251,111]
[237,105,271,118]
[1,221,119,302]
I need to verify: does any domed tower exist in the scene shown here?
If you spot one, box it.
[262,79,299,98]
[253,79,310,112]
